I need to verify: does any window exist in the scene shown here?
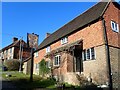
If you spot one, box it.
[61,37,68,45]
[86,49,90,60]
[34,51,38,57]
[46,60,51,68]
[10,48,12,53]
[6,50,8,55]
[9,56,11,59]
[36,63,39,69]
[46,46,50,53]
[0,53,1,59]
[91,47,95,60]
[82,50,86,61]
[111,21,119,32]
[82,47,95,61]
[54,55,61,66]
[1,52,3,59]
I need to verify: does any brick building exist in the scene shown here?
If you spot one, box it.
[34,1,120,88]
[0,37,31,61]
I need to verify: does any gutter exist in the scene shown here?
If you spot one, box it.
[102,18,113,90]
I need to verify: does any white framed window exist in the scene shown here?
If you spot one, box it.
[10,48,12,53]
[36,63,39,69]
[111,21,119,32]
[0,53,1,59]
[86,49,90,60]
[46,60,51,68]
[6,50,8,55]
[61,37,68,45]
[34,51,38,57]
[46,46,50,53]
[1,52,4,59]
[54,55,61,66]
[91,47,95,60]
[82,50,86,61]
[9,56,12,60]
[82,47,95,61]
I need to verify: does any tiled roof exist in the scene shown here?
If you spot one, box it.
[0,40,28,52]
[38,2,110,50]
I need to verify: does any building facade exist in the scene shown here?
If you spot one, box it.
[34,1,120,88]
[0,37,31,61]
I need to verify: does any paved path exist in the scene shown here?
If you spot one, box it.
[0,72,20,90]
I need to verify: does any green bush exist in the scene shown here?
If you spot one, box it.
[4,60,20,71]
[39,59,50,77]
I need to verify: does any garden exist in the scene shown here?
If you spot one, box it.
[1,59,104,90]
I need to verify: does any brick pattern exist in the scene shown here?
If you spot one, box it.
[103,2,120,48]
[34,20,104,64]
[103,2,120,88]
[33,2,120,87]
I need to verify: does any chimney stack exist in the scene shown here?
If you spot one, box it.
[46,33,51,38]
[13,37,18,42]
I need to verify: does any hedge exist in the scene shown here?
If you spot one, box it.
[4,59,20,71]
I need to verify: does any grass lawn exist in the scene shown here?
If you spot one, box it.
[2,71,99,90]
[2,71,56,89]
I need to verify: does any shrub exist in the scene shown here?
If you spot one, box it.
[4,60,20,71]
[39,59,50,77]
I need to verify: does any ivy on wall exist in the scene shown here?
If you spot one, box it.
[39,59,50,77]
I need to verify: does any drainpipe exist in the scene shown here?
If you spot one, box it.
[72,46,75,72]
[102,18,113,90]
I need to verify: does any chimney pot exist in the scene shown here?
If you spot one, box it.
[13,37,18,42]
[46,33,51,38]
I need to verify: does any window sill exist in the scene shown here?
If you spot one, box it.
[112,30,119,33]
[53,65,60,67]
[83,59,96,62]
[35,56,38,58]
[61,43,68,45]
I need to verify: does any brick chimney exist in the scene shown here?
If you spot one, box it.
[13,37,18,42]
[46,33,51,38]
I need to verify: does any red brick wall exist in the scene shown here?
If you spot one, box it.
[34,20,104,64]
[33,2,120,86]
[13,47,31,60]
[68,21,104,49]
[103,2,120,47]
[34,49,45,63]
[34,2,120,65]
[103,2,120,88]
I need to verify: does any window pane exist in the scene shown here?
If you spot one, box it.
[87,49,90,59]
[111,21,119,32]
[54,55,60,66]
[55,57,57,65]
[112,22,114,29]
[46,46,50,53]
[82,50,86,61]
[59,56,60,64]
[115,23,117,30]
[84,50,86,61]
[91,48,95,60]
[61,37,68,45]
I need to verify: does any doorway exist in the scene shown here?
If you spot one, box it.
[74,45,83,73]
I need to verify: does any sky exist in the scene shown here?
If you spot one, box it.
[1,1,120,49]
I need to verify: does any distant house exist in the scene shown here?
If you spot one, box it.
[0,37,31,61]
[33,1,120,88]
